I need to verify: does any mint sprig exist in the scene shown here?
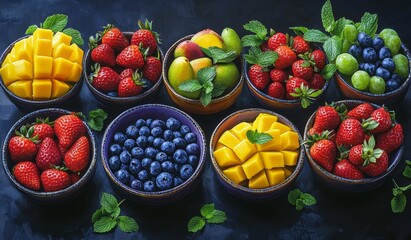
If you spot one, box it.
[87,109,108,132]
[358,12,378,37]
[321,63,337,80]
[202,47,238,64]
[391,180,411,213]
[321,0,335,32]
[188,203,227,233]
[246,129,273,145]
[244,47,278,69]
[241,20,269,47]
[288,189,317,210]
[403,160,411,179]
[92,193,139,233]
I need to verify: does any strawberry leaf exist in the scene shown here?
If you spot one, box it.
[246,129,273,145]
[25,25,38,35]
[243,20,267,40]
[42,14,68,33]
[323,36,342,62]
[303,29,330,43]
[358,12,378,37]
[178,80,203,93]
[321,0,335,33]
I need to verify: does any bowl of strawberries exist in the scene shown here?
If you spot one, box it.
[242,21,332,110]
[303,100,404,192]
[2,108,97,203]
[83,20,163,107]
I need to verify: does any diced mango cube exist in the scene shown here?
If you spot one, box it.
[14,38,33,63]
[248,171,269,189]
[52,58,73,81]
[257,129,282,151]
[0,63,18,86]
[52,32,72,48]
[266,168,285,186]
[7,80,32,99]
[218,130,240,150]
[11,60,33,81]
[282,150,299,166]
[280,131,300,150]
[242,153,264,179]
[260,152,284,169]
[213,146,243,168]
[284,167,294,178]
[53,43,74,59]
[33,28,53,42]
[32,79,52,99]
[66,63,82,83]
[223,165,247,185]
[51,79,70,98]
[215,142,225,150]
[68,43,84,65]
[252,113,278,132]
[2,53,17,67]
[33,56,53,78]
[26,36,34,47]
[270,122,291,134]
[233,139,257,162]
[230,122,252,140]
[34,39,52,56]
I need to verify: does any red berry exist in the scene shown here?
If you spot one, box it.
[91,44,116,67]
[41,169,71,192]
[64,136,90,172]
[336,118,365,148]
[310,50,326,71]
[120,68,134,79]
[292,36,310,54]
[90,65,121,93]
[248,64,270,90]
[310,139,336,172]
[285,77,308,100]
[267,82,285,99]
[368,108,393,134]
[269,69,288,83]
[274,46,297,69]
[36,137,62,171]
[116,45,145,70]
[333,160,364,180]
[347,103,375,121]
[267,32,287,51]
[376,124,404,154]
[292,60,314,80]
[131,19,159,56]
[54,114,86,149]
[143,56,162,83]
[101,26,129,52]
[13,161,41,190]
[312,105,340,132]
[309,73,326,89]
[118,74,144,97]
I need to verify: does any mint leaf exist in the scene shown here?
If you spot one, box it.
[188,216,206,233]
[323,36,342,62]
[391,193,407,213]
[93,216,117,233]
[246,129,273,145]
[288,189,302,205]
[207,210,226,224]
[200,91,212,107]
[331,18,353,37]
[243,20,267,40]
[100,193,119,214]
[203,81,214,94]
[321,0,335,32]
[42,14,68,33]
[202,47,237,64]
[244,47,261,64]
[118,216,139,233]
[296,199,305,210]
[241,35,264,48]
[63,28,84,46]
[111,207,121,219]
[304,29,330,43]
[92,208,105,223]
[178,80,203,93]
[197,67,216,84]
[404,161,411,178]
[87,109,107,132]
[289,26,309,36]
[200,204,215,218]
[25,25,38,35]
[358,12,378,36]
[301,193,317,206]
[258,51,278,68]
[321,63,337,80]
[212,84,226,98]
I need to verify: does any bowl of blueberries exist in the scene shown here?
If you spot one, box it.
[101,104,206,205]
[335,29,411,104]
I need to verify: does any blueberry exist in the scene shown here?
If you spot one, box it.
[163,130,173,141]
[146,118,153,127]
[372,37,384,51]
[379,47,392,60]
[188,155,198,167]
[113,132,127,145]
[348,45,362,59]
[129,158,142,174]
[364,63,376,76]
[120,163,128,171]
[375,60,382,67]
[135,119,147,128]
[131,147,145,159]
[151,127,163,138]
[161,141,176,155]
[142,158,153,169]
[130,179,143,190]
[150,161,161,176]
[174,163,181,172]
[136,136,148,148]
[119,150,131,164]
[108,156,121,171]
[173,149,188,164]
[156,172,173,190]
[174,177,184,187]
[129,174,136,185]
[376,67,391,81]
[173,137,187,149]
[166,117,181,131]
[381,58,395,72]
[147,136,154,146]
[386,79,400,92]
[161,161,174,173]
[150,119,166,129]
[359,63,366,70]
[123,139,135,150]
[145,147,158,159]
[155,152,168,163]
[180,125,191,135]
[362,47,377,63]
[142,78,154,91]
[115,169,130,184]
[126,125,139,138]
[109,144,122,155]
[153,137,165,149]
[180,164,194,180]
[143,180,155,192]
[186,143,200,155]
[173,131,183,139]
[357,32,372,48]
[139,126,150,136]
[107,91,118,97]
[138,169,149,181]
[184,133,197,144]
[391,73,403,83]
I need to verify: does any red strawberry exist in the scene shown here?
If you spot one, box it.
[120,68,134,79]
[8,132,38,163]
[70,173,81,184]
[248,64,270,90]
[310,139,336,172]
[32,118,54,141]
[90,43,116,67]
[13,161,41,190]
[64,136,90,172]
[270,68,288,83]
[310,50,326,71]
[54,113,86,149]
[335,118,365,147]
[376,124,404,154]
[89,64,121,93]
[274,46,297,69]
[267,82,285,99]
[367,108,393,134]
[312,105,341,132]
[116,45,145,70]
[41,169,71,192]
[292,60,314,80]
[309,73,325,89]
[348,136,382,167]
[285,77,308,99]
[57,140,67,156]
[348,145,364,166]
[36,137,62,171]
[292,36,310,54]
[259,41,270,52]
[101,25,129,52]
[360,150,389,177]
[267,32,287,51]
[307,129,336,142]
[347,103,375,121]
[118,72,144,97]
[143,56,162,83]
[131,19,160,56]
[333,160,364,180]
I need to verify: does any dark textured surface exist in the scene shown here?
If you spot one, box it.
[0,0,410,239]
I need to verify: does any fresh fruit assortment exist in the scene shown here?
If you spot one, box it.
[88,19,162,97]
[305,102,404,180]
[9,113,91,192]
[168,28,242,106]
[213,113,299,189]
[108,117,200,192]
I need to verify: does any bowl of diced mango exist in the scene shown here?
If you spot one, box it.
[0,28,84,109]
[210,109,305,201]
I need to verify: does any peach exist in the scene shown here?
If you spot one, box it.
[174,40,204,61]
[191,29,224,49]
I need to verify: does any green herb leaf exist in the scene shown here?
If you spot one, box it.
[246,129,273,145]
[391,193,407,213]
[243,20,267,40]
[258,51,278,68]
[331,18,353,37]
[321,0,335,32]
[358,12,378,36]
[323,36,342,62]
[202,47,237,64]
[288,189,302,205]
[87,109,107,132]
[25,25,38,35]
[200,203,215,218]
[404,161,411,178]
[289,188,316,210]
[296,199,304,210]
[211,84,227,98]
[111,207,121,219]
[178,80,203,93]
[303,29,330,43]
[93,216,117,233]
[197,67,216,84]
[301,193,317,206]
[203,81,214,94]
[188,216,206,233]
[244,47,261,64]
[207,210,227,224]
[241,35,265,48]
[200,91,212,107]
[63,28,84,46]
[43,14,68,33]
[118,216,139,233]
[92,208,105,223]
[289,26,309,36]
[321,63,337,80]
[100,193,119,214]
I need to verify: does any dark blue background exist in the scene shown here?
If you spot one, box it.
[0,0,410,239]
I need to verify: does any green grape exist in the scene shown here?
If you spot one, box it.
[379,28,398,41]
[336,53,359,75]
[393,54,410,78]
[342,24,358,43]
[342,39,351,53]
[351,70,370,90]
[369,76,386,94]
[385,35,402,55]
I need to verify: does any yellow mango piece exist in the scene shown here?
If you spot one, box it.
[233,139,257,162]
[0,63,18,86]
[52,58,73,81]
[34,39,52,56]
[257,129,282,152]
[282,150,299,166]
[53,43,74,59]
[266,168,285,186]
[32,79,52,99]
[230,122,252,140]
[242,153,264,179]
[252,113,278,132]
[11,60,33,80]
[52,32,72,48]
[213,146,242,168]
[284,167,294,178]
[33,56,53,78]
[51,79,70,98]
[7,80,32,99]
[280,131,300,150]
[248,171,269,189]
[223,165,247,185]
[260,152,284,169]
[68,44,84,65]
[26,36,34,47]
[270,122,291,134]
[13,38,33,63]
[218,130,240,150]
[215,142,225,150]
[33,28,53,42]
[2,53,17,67]
[66,63,82,83]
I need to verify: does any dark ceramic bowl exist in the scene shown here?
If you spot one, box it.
[84,32,164,107]
[2,108,97,203]
[209,108,305,201]
[303,100,404,192]
[335,44,411,105]
[0,36,83,110]
[162,34,244,115]
[101,104,206,205]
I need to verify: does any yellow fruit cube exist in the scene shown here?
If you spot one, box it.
[52,58,73,81]
[252,113,278,132]
[215,142,225,150]
[51,79,70,98]
[233,139,257,162]
[66,63,82,83]
[257,129,282,152]
[26,36,34,47]
[223,165,247,185]
[213,146,242,168]
[2,53,17,67]
[7,80,32,99]
[266,169,285,186]
[32,79,52,99]
[34,39,52,56]
[241,153,264,179]
[284,167,294,178]
[11,60,33,80]
[52,32,72,48]
[68,44,84,65]
[282,150,299,166]
[14,38,33,63]
[0,63,18,86]
[260,152,284,169]
[248,171,269,189]
[280,131,300,150]
[33,28,53,42]
[52,43,74,59]
[33,56,53,78]
[230,122,252,139]
[270,122,291,134]
[218,130,240,150]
